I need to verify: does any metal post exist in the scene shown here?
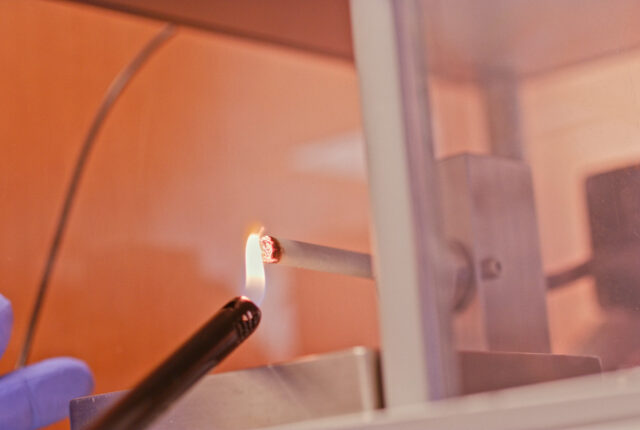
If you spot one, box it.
[482,77,526,160]
[350,0,459,407]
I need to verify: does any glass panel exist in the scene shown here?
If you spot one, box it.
[417,0,640,393]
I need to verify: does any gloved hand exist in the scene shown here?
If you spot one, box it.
[0,294,93,430]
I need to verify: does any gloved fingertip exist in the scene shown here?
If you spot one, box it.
[25,357,94,428]
[0,294,13,357]
[0,357,94,430]
[0,294,10,309]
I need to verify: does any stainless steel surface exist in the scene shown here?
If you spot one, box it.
[70,346,601,430]
[70,347,381,430]
[440,154,551,353]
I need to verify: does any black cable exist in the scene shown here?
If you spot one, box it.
[546,260,593,290]
[16,24,177,368]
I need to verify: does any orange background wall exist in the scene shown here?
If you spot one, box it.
[0,3,378,429]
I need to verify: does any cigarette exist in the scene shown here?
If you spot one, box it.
[260,235,476,313]
[260,235,373,279]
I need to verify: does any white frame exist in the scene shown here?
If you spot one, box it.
[350,0,458,407]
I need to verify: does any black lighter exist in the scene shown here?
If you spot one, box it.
[86,296,261,430]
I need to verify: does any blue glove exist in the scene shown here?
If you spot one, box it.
[0,294,94,430]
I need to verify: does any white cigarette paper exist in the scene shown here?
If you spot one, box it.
[260,235,373,279]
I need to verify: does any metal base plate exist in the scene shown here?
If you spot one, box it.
[70,347,601,429]
[70,347,381,430]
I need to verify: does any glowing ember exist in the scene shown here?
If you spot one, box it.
[260,235,282,264]
[244,233,266,305]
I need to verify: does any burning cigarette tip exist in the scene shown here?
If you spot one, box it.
[260,235,282,264]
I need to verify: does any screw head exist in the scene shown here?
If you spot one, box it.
[481,258,502,280]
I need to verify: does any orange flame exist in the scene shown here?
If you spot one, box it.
[244,231,266,305]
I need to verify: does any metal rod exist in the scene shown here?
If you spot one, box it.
[546,260,593,290]
[16,24,177,368]
[482,77,526,160]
